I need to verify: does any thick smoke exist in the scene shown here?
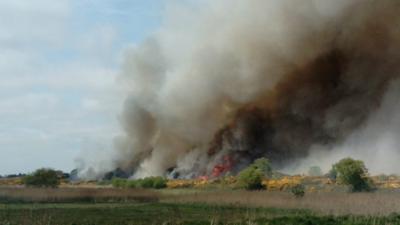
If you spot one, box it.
[110,0,400,178]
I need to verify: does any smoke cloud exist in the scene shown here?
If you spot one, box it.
[95,0,400,178]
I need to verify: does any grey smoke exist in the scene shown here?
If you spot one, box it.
[80,0,400,178]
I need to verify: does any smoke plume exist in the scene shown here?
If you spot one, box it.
[105,0,400,178]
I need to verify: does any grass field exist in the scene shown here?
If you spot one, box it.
[1,202,400,225]
[1,187,400,224]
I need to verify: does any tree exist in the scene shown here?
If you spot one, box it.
[253,158,273,178]
[332,158,372,192]
[23,168,61,188]
[237,166,264,190]
[236,157,273,190]
[308,166,322,176]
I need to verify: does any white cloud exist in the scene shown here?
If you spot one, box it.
[0,0,70,47]
[0,0,127,175]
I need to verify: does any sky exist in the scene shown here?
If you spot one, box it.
[0,0,169,175]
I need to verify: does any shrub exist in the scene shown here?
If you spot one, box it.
[138,177,155,188]
[152,177,168,189]
[291,184,305,198]
[236,157,273,190]
[23,168,60,188]
[332,158,373,192]
[111,178,127,188]
[126,180,138,188]
[308,166,322,176]
[253,157,272,178]
[237,166,264,190]
[122,177,167,189]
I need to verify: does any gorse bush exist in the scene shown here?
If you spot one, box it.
[23,168,60,188]
[332,158,373,192]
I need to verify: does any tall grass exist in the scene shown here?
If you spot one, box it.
[0,187,159,203]
[164,190,400,216]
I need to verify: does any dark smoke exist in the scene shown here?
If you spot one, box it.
[207,1,400,174]
[77,0,400,178]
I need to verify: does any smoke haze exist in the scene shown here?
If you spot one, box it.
[80,0,400,178]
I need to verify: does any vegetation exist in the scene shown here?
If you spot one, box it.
[112,177,167,189]
[332,158,373,192]
[237,166,264,190]
[252,157,272,177]
[111,178,127,188]
[22,168,60,188]
[291,184,305,198]
[0,202,400,225]
[236,157,272,190]
[4,158,400,224]
[0,187,159,203]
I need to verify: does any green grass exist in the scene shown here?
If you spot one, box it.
[0,202,400,225]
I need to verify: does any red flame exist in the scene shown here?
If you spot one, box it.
[211,155,233,177]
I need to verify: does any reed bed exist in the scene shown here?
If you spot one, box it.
[0,187,160,203]
[165,190,400,216]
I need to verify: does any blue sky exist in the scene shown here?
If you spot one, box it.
[0,0,169,175]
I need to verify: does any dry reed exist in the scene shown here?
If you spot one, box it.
[164,190,400,216]
[0,187,160,203]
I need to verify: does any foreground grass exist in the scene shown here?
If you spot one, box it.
[2,188,400,224]
[1,202,400,225]
[163,189,400,215]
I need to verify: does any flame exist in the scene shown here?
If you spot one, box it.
[211,155,233,177]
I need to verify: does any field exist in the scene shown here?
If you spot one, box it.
[1,187,400,224]
[2,202,400,225]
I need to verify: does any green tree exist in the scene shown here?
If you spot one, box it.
[23,168,60,188]
[236,157,273,190]
[308,166,322,176]
[237,166,264,190]
[332,158,373,192]
[253,157,273,178]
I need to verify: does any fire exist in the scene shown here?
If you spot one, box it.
[211,155,233,177]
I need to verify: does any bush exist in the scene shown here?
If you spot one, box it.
[236,157,273,190]
[237,166,264,190]
[138,177,167,189]
[332,158,373,192]
[126,180,138,188]
[291,184,305,198]
[23,168,60,188]
[112,178,127,188]
[152,177,168,189]
[253,157,272,178]
[138,177,155,188]
[308,166,322,176]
